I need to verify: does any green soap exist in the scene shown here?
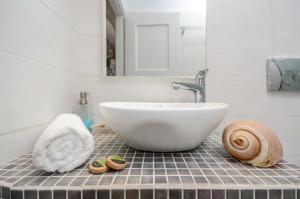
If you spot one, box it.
[92,159,106,167]
[111,155,126,164]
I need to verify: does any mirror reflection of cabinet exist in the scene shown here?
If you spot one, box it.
[105,0,206,77]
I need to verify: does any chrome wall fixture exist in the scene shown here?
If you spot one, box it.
[267,58,300,91]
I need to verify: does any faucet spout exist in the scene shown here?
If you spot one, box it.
[172,69,208,103]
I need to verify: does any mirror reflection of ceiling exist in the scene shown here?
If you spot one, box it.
[120,0,206,27]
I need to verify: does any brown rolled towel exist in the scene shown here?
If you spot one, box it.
[222,120,283,167]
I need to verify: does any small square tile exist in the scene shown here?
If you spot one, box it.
[83,190,95,199]
[56,177,73,186]
[111,190,124,199]
[184,190,195,199]
[11,190,23,199]
[68,190,81,199]
[155,176,167,184]
[181,176,194,184]
[2,187,10,199]
[284,190,295,199]
[99,176,114,185]
[113,176,127,185]
[39,190,52,199]
[155,189,168,199]
[269,189,281,199]
[141,176,153,184]
[126,189,139,199]
[54,190,66,199]
[255,190,267,199]
[227,190,239,199]
[97,190,110,199]
[241,190,254,199]
[212,190,225,199]
[169,189,182,199]
[24,190,37,199]
[168,176,181,184]
[198,189,210,199]
[140,189,153,199]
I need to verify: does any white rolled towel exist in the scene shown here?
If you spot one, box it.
[32,114,94,173]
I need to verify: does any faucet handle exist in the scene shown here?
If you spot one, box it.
[198,69,209,76]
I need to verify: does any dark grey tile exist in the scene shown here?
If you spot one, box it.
[283,190,296,199]
[25,190,37,199]
[212,190,225,199]
[269,189,281,199]
[99,176,114,185]
[168,176,181,184]
[85,177,101,185]
[39,190,52,199]
[111,190,124,199]
[155,176,167,184]
[56,177,73,186]
[113,176,127,185]
[169,189,182,199]
[155,169,166,175]
[227,190,239,199]
[142,169,153,175]
[184,190,196,199]
[28,177,47,186]
[198,189,210,199]
[2,186,10,199]
[155,189,168,199]
[42,177,61,186]
[54,190,66,199]
[255,190,267,199]
[141,176,153,184]
[126,189,139,199]
[127,176,140,184]
[68,190,81,199]
[83,190,95,199]
[13,177,35,186]
[70,177,87,186]
[11,190,23,199]
[207,177,222,184]
[140,189,153,199]
[97,190,110,199]
[181,176,194,184]
[130,169,141,175]
[297,190,300,199]
[221,177,236,184]
[194,176,208,184]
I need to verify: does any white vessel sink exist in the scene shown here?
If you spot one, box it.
[99,102,228,152]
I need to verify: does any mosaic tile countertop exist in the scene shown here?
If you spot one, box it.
[0,129,300,199]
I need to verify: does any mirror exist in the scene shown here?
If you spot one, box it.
[105,0,206,76]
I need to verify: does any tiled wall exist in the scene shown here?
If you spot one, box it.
[0,0,81,165]
[80,0,300,165]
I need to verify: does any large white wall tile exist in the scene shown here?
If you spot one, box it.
[0,124,47,165]
[79,35,102,75]
[78,0,103,35]
[0,0,79,73]
[41,0,81,32]
[207,0,272,37]
[0,51,79,134]
[207,76,300,116]
[207,36,272,77]
[273,36,300,58]
[272,0,300,37]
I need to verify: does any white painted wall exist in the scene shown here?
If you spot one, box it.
[0,0,81,165]
[80,0,300,165]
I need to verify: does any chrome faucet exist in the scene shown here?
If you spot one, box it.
[172,69,209,103]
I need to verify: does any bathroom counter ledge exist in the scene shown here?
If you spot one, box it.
[0,128,299,199]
